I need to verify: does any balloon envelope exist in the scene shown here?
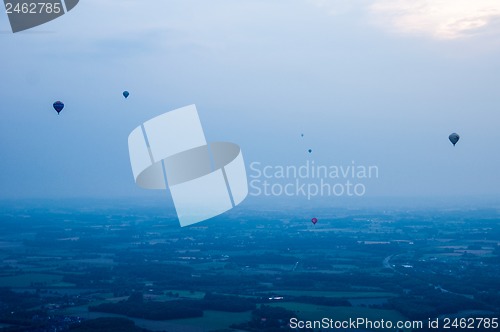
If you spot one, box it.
[449,133,460,146]
[311,218,318,225]
[308,149,312,153]
[53,101,64,114]
[123,91,129,98]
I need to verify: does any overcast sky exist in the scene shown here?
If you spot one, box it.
[1,0,500,204]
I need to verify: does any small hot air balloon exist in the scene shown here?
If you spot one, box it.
[53,101,64,115]
[311,217,318,225]
[308,149,312,153]
[123,91,130,99]
[449,133,460,146]
[301,133,304,137]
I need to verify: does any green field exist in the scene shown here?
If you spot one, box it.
[266,290,397,298]
[0,273,63,287]
[269,302,411,331]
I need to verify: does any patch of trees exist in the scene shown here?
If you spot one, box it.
[62,267,113,287]
[69,317,151,332]
[474,290,500,308]
[203,292,256,312]
[388,291,489,320]
[89,295,203,321]
[0,288,41,314]
[89,292,260,320]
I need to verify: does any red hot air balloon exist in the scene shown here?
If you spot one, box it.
[311,217,318,225]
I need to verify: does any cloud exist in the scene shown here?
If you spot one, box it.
[371,0,500,39]
[310,0,500,40]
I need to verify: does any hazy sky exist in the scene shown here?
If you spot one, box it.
[1,0,500,204]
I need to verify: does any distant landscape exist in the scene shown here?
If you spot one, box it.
[0,200,498,331]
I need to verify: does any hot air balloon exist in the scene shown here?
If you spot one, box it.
[449,133,460,146]
[301,133,304,137]
[311,217,318,225]
[53,101,64,115]
[308,149,312,153]
[123,91,130,99]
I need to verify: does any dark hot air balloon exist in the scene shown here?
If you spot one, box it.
[53,101,64,115]
[308,149,312,153]
[311,217,318,225]
[449,133,460,146]
[123,91,130,99]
